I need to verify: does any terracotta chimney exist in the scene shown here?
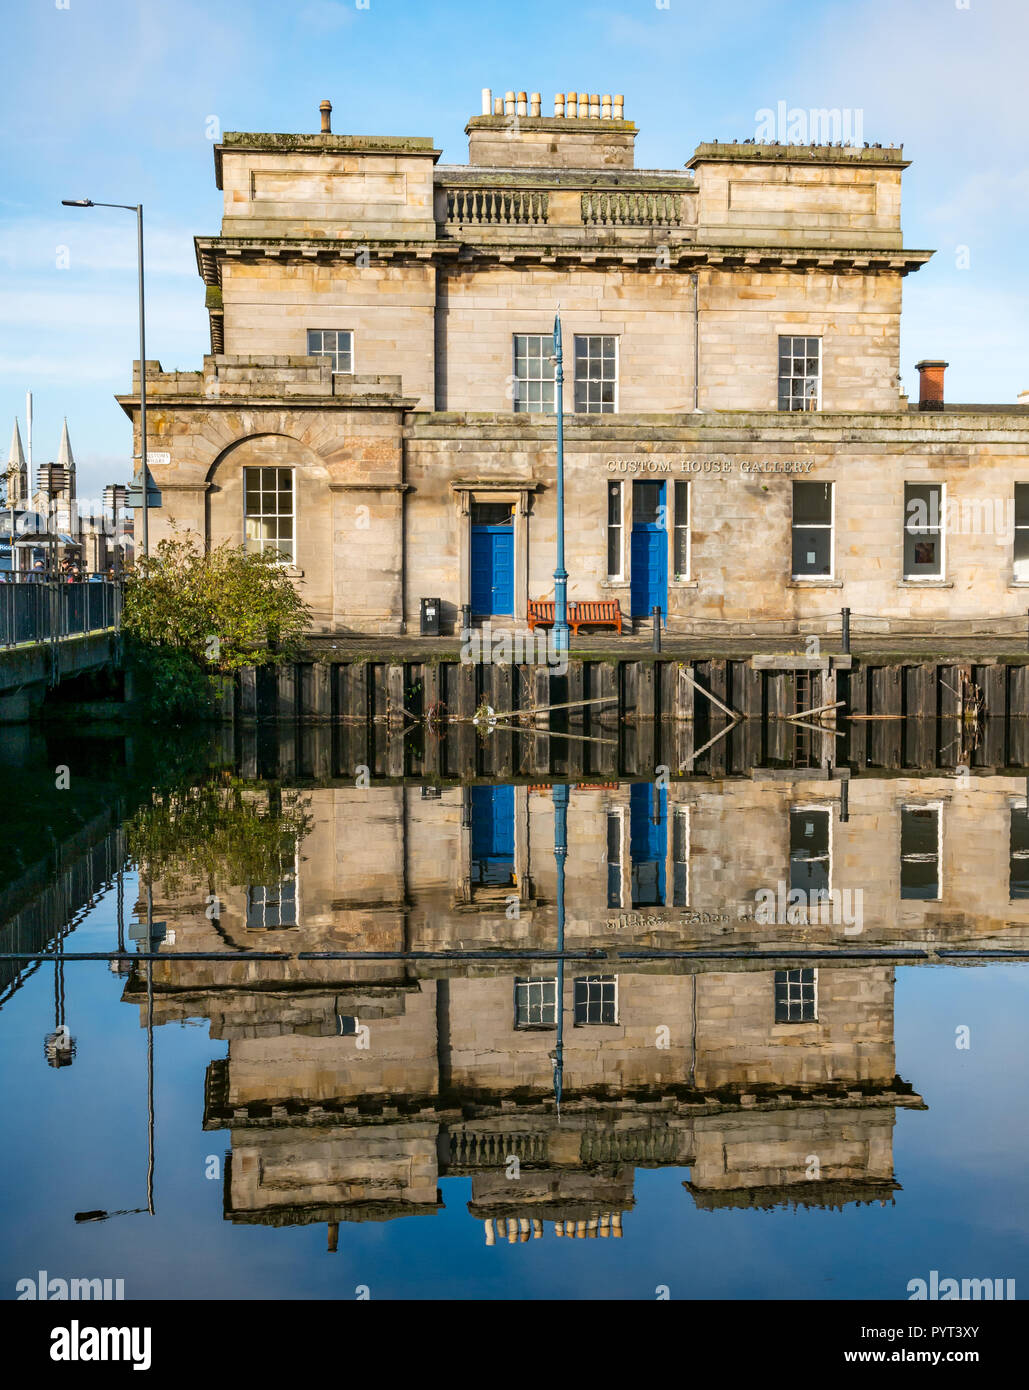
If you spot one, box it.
[319,99,332,134]
[915,359,948,411]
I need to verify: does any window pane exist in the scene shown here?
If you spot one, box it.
[774,968,817,1023]
[901,806,940,899]
[793,527,832,578]
[633,481,663,525]
[789,810,830,895]
[1016,529,1029,583]
[905,483,942,533]
[793,480,832,526]
[1011,808,1029,899]
[1015,484,1029,529]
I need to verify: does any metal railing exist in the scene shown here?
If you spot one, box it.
[0,580,122,649]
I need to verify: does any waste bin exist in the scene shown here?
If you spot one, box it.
[420,596,441,636]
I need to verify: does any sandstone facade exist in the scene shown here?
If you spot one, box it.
[118,94,1029,636]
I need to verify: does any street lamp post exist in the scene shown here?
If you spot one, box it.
[62,199,149,557]
[552,311,570,654]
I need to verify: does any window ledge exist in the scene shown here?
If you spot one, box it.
[671,579,699,588]
[1010,582,1029,588]
[898,580,952,588]
[788,579,842,588]
[600,579,630,589]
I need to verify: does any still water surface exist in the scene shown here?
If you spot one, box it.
[1,727,1027,1300]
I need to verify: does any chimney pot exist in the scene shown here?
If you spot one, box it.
[554,93,565,116]
[504,90,515,116]
[613,94,624,119]
[589,93,600,118]
[530,92,541,117]
[319,99,332,134]
[517,91,527,117]
[602,94,612,119]
[481,87,492,116]
[915,359,948,411]
[494,97,504,115]
[577,92,589,118]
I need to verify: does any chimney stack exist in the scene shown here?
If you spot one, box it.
[319,99,332,134]
[915,359,948,411]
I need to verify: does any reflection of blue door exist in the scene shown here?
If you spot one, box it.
[630,782,666,907]
[471,527,514,616]
[470,785,516,886]
[630,480,667,620]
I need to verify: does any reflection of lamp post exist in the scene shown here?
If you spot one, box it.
[74,873,156,1223]
[44,920,75,1067]
[62,199,150,557]
[549,783,570,1114]
[551,312,570,654]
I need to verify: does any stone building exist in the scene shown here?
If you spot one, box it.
[120,90,1029,636]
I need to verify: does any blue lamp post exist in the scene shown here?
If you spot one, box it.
[552,312,570,653]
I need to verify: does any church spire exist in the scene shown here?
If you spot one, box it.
[56,417,75,500]
[6,418,27,505]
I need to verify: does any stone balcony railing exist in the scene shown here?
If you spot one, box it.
[580,189,682,228]
[444,187,549,226]
[434,168,696,244]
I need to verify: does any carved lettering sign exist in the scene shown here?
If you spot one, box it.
[604,457,816,474]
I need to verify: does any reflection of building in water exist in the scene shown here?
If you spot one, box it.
[176,965,919,1238]
[119,769,1029,1239]
[137,775,1029,954]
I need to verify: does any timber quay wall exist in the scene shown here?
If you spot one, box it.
[235,656,1029,726]
[226,656,1029,781]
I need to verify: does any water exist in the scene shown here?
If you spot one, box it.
[2,726,1028,1302]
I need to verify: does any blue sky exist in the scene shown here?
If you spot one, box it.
[2,0,1026,500]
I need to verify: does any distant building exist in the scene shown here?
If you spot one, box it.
[3,416,116,573]
[118,89,1029,636]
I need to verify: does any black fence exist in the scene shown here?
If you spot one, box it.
[0,581,122,649]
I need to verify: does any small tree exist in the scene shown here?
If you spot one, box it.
[122,534,311,718]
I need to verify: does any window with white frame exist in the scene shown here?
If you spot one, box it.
[904,483,944,579]
[778,336,821,411]
[245,877,297,929]
[574,975,618,1025]
[673,479,690,579]
[606,809,624,908]
[243,467,295,564]
[774,968,817,1023]
[607,481,623,579]
[1014,485,1029,582]
[1010,804,1029,900]
[574,335,618,413]
[515,976,558,1028]
[306,328,353,373]
[672,805,689,908]
[900,803,942,900]
[790,808,831,897]
[513,334,556,413]
[792,481,833,578]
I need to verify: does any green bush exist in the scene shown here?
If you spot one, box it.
[122,533,311,719]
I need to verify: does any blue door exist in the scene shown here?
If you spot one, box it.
[630,782,667,907]
[470,785,516,886]
[471,526,514,616]
[630,480,668,621]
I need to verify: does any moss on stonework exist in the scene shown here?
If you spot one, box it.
[205,285,223,311]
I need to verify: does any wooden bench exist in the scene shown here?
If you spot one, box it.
[527,599,623,635]
[527,599,555,631]
[570,599,622,635]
